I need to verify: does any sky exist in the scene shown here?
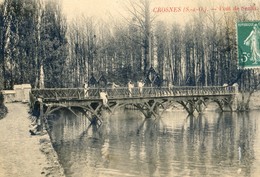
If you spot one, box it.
[62,0,124,21]
[61,0,258,24]
[0,0,257,24]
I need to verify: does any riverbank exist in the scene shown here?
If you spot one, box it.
[0,103,65,177]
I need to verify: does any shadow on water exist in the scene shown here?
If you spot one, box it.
[47,109,260,177]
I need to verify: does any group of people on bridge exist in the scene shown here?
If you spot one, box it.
[83,79,150,106]
[127,80,145,97]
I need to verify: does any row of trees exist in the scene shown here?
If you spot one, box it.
[0,0,67,89]
[0,0,259,90]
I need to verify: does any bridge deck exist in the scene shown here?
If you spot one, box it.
[31,86,236,102]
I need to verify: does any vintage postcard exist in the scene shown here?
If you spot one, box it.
[0,0,260,177]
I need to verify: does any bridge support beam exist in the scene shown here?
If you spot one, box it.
[213,98,234,112]
[81,102,111,127]
[32,100,109,131]
[177,99,206,115]
[134,100,161,119]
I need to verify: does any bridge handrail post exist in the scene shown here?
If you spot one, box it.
[77,88,82,99]
[55,92,58,100]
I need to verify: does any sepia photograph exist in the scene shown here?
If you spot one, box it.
[0,0,260,176]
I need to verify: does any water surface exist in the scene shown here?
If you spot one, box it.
[48,109,260,177]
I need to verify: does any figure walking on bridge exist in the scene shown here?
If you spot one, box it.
[83,83,89,98]
[137,80,145,96]
[128,81,134,97]
[111,82,120,97]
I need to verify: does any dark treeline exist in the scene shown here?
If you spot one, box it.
[0,0,67,89]
[0,0,259,90]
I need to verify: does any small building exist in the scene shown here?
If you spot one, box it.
[2,84,32,103]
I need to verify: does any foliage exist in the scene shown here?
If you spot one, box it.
[0,0,67,89]
[0,0,259,94]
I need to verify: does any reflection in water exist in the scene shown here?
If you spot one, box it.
[48,109,260,177]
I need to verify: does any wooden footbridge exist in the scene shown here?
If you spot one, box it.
[30,85,238,128]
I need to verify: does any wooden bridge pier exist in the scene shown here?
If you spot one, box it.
[176,98,206,115]
[125,101,161,119]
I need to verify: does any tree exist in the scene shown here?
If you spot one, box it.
[40,0,68,88]
[0,0,40,89]
[170,24,183,85]
[123,0,154,76]
[154,21,169,81]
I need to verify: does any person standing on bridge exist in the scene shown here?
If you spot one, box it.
[168,81,174,95]
[83,83,89,98]
[137,80,145,96]
[128,81,134,97]
[223,83,229,92]
[99,89,108,107]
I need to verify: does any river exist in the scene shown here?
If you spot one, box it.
[47,108,260,177]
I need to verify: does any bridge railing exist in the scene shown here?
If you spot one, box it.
[31,86,235,101]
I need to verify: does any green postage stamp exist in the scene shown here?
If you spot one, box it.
[237,21,260,69]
